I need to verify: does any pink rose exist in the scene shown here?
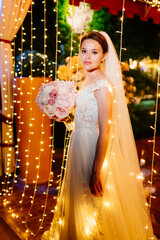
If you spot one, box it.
[54,106,69,120]
[48,99,55,105]
[46,81,56,87]
[49,89,57,98]
[39,103,44,110]
[40,83,45,91]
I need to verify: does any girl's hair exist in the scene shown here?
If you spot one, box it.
[80,31,108,54]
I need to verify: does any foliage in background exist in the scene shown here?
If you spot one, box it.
[87,8,120,54]
[123,68,157,98]
[122,68,158,139]
[88,8,160,61]
[122,75,136,104]
[15,50,54,77]
[58,0,79,64]
[123,17,160,60]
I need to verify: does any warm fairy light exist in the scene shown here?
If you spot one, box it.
[150,111,156,115]
[10,24,26,200]
[102,160,108,168]
[11,213,19,218]
[136,174,144,180]
[58,218,63,225]
[22,1,55,237]
[134,0,160,8]
[118,0,126,62]
[140,158,146,166]
[108,119,112,124]
[3,200,9,206]
[0,3,19,199]
[154,151,159,156]
[145,52,160,237]
[85,226,90,235]
[104,201,110,207]
[14,2,37,225]
[85,216,97,236]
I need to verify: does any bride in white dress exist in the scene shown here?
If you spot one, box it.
[42,31,157,240]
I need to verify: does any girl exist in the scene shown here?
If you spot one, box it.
[42,31,156,240]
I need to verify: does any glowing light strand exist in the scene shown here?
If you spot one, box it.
[134,0,160,8]
[75,0,86,85]
[118,0,157,236]
[69,2,74,82]
[24,1,55,237]
[55,0,59,80]
[56,0,75,198]
[0,7,16,198]
[146,52,160,239]
[19,1,34,210]
[56,130,71,197]
[11,25,24,196]
[119,0,125,63]
[0,33,16,205]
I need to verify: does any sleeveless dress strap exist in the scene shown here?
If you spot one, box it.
[91,79,112,93]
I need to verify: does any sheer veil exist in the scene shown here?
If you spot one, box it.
[98,31,155,238]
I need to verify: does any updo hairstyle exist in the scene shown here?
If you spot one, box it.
[80,31,108,54]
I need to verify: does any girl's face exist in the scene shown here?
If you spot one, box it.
[80,39,106,72]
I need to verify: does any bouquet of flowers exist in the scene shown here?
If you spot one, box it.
[36,80,77,122]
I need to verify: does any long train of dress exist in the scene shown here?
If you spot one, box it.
[42,79,156,240]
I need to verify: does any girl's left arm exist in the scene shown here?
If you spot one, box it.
[90,86,112,197]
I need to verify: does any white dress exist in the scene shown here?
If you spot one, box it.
[42,79,156,240]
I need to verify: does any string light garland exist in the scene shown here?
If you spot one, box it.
[8,1,49,238]
[41,2,81,236]
[75,0,86,85]
[11,1,56,237]
[118,0,159,237]
[0,29,24,220]
[117,0,159,237]
[0,38,16,206]
[11,25,25,198]
[69,2,74,82]
[0,1,16,202]
[2,0,58,237]
[4,23,29,218]
[23,0,54,237]
[57,0,87,194]
[133,0,160,8]
[54,0,76,200]
[55,0,59,80]
[3,1,41,232]
[116,0,126,63]
[56,129,71,197]
[18,0,34,211]
[53,2,77,197]
[146,52,160,238]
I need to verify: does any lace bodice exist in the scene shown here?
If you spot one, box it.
[74,79,111,130]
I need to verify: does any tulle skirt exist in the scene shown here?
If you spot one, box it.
[42,127,156,240]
